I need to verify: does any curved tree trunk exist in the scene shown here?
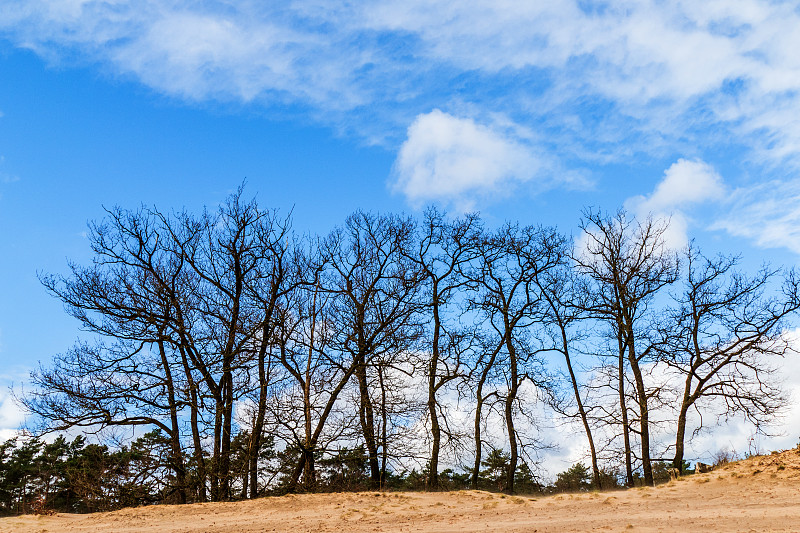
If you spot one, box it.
[673,372,695,472]
[504,338,519,494]
[561,328,601,488]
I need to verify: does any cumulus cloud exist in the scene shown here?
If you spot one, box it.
[632,159,725,212]
[391,110,542,209]
[626,159,725,249]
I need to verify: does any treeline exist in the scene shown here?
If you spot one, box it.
[0,431,176,514]
[18,188,799,509]
[3,431,667,514]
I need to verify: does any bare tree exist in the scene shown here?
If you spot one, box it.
[35,189,296,501]
[31,196,800,503]
[657,245,800,471]
[320,211,422,488]
[470,223,563,493]
[407,208,481,489]
[271,248,363,492]
[160,191,280,500]
[575,209,678,486]
[534,238,603,488]
[468,332,503,490]
[241,211,296,498]
[34,206,195,503]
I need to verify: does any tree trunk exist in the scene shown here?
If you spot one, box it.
[673,373,694,472]
[504,390,517,494]
[471,391,484,490]
[379,366,389,488]
[220,369,235,499]
[504,338,518,494]
[211,395,223,500]
[427,380,441,490]
[286,358,361,492]
[249,324,274,498]
[617,333,634,487]
[181,347,207,502]
[240,464,249,499]
[248,388,267,498]
[427,301,442,490]
[356,357,381,488]
[561,328,601,488]
[302,367,315,490]
[472,347,499,489]
[626,328,653,486]
[158,338,187,504]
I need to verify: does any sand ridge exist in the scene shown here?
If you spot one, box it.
[2,447,799,533]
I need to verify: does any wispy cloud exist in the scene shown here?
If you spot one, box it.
[3,1,800,244]
[0,155,20,188]
[713,179,800,254]
[4,2,800,149]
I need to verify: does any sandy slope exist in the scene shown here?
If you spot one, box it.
[3,448,800,533]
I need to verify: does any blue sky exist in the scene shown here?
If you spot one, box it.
[1,1,800,457]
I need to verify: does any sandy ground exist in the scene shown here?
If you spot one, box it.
[3,448,800,533]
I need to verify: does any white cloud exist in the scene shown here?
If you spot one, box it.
[626,159,725,249]
[356,1,800,156]
[0,390,25,440]
[634,159,725,212]
[4,1,800,152]
[4,1,800,237]
[713,179,800,254]
[391,110,541,209]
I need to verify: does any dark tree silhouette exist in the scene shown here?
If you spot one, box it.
[657,245,800,472]
[575,209,679,486]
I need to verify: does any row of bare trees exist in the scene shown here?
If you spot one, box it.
[23,190,799,501]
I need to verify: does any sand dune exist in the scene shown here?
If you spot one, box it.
[3,448,799,533]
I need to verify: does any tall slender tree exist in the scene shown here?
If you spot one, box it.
[534,238,602,488]
[470,223,563,493]
[321,211,422,488]
[408,208,481,489]
[575,209,678,486]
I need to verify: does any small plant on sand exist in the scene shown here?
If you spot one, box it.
[713,447,738,467]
